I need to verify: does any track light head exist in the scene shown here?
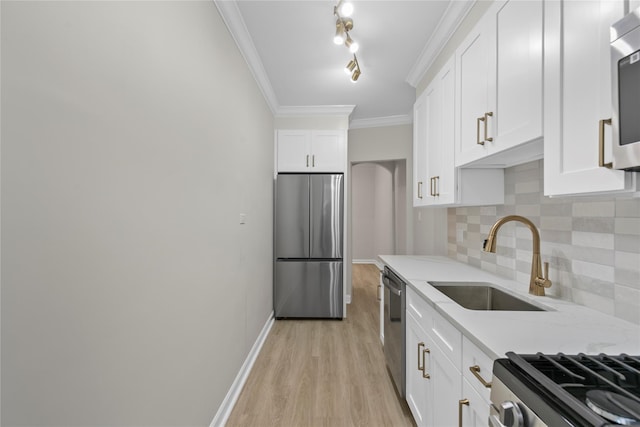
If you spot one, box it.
[338,1,354,17]
[351,68,361,82]
[344,59,357,75]
[333,19,346,45]
[345,35,359,53]
[341,17,353,32]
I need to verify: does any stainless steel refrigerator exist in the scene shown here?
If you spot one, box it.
[274,173,344,319]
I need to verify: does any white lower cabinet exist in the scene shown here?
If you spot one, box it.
[431,342,463,427]
[406,313,432,427]
[461,379,491,427]
[405,287,494,427]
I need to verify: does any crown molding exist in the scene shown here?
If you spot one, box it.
[349,114,412,130]
[214,0,279,114]
[406,0,476,88]
[276,105,356,118]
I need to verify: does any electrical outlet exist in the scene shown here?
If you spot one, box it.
[239,213,246,224]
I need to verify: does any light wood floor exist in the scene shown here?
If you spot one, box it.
[225,264,416,427]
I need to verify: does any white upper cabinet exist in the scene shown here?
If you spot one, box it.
[277,129,346,172]
[456,9,495,165]
[543,0,637,196]
[456,0,543,167]
[415,57,457,206]
[414,57,504,207]
[413,91,429,206]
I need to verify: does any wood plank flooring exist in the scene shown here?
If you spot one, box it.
[225,264,416,427]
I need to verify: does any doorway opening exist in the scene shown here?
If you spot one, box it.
[351,160,407,265]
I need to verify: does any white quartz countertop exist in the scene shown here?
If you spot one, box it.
[378,255,640,360]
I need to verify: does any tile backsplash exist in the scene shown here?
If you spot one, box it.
[448,160,640,325]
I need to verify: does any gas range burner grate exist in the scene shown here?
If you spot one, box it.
[507,352,640,425]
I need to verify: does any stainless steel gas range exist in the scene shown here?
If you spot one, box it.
[490,352,640,427]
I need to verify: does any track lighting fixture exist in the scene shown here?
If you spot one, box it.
[333,0,362,81]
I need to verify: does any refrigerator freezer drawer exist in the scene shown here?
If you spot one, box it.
[275,261,343,319]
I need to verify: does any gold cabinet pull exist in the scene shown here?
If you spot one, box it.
[312,154,315,167]
[417,181,423,199]
[418,342,425,370]
[434,176,440,196]
[429,177,434,196]
[484,112,493,142]
[599,118,613,168]
[458,399,470,427]
[377,284,381,301]
[422,348,431,379]
[306,155,310,167]
[476,116,485,145]
[469,365,492,388]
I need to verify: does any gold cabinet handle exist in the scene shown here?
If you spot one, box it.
[469,365,492,388]
[422,348,431,379]
[312,154,315,167]
[484,112,493,142]
[599,118,613,168]
[417,181,423,199]
[429,177,434,196]
[418,342,425,370]
[377,284,381,301]
[476,116,485,145]
[306,155,309,167]
[434,176,440,197]
[458,399,470,427]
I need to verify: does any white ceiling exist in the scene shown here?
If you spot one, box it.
[217,0,474,127]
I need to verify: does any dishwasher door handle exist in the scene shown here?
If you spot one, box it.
[383,276,403,296]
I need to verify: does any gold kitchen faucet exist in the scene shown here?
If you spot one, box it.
[483,215,552,296]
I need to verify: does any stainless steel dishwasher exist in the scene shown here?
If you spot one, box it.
[382,266,405,398]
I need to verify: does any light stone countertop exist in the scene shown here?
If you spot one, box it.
[378,255,640,360]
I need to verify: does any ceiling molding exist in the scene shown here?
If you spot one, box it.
[405,0,476,88]
[349,115,412,130]
[276,105,356,118]
[214,0,279,114]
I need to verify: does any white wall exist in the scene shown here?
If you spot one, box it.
[1,2,274,425]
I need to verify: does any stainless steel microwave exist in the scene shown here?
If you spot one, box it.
[611,7,640,171]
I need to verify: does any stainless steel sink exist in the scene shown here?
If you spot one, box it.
[428,281,546,311]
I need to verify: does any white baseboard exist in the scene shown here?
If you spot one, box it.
[210,311,275,427]
[352,258,377,264]
[352,259,383,270]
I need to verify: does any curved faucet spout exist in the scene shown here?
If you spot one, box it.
[483,215,551,296]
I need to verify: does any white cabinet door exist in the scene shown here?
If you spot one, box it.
[379,272,384,344]
[492,0,543,150]
[456,0,543,167]
[425,57,457,205]
[544,0,632,196]
[456,13,493,166]
[431,342,463,426]
[405,314,432,427]
[277,130,311,172]
[461,379,491,427]
[311,130,345,172]
[413,91,429,206]
[277,130,346,172]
